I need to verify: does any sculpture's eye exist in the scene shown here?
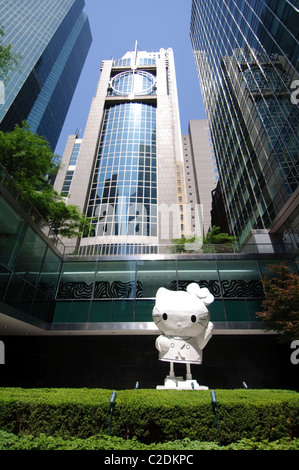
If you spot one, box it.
[191,315,197,323]
[162,313,168,321]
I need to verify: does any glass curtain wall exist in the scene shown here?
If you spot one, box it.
[53,257,299,325]
[0,0,91,151]
[86,102,157,238]
[0,195,62,322]
[190,0,299,245]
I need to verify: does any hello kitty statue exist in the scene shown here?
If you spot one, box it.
[152,283,214,390]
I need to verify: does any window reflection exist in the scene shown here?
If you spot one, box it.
[14,226,47,285]
[0,196,27,269]
[136,260,176,297]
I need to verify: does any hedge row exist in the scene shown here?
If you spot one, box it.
[1,431,299,450]
[0,388,298,445]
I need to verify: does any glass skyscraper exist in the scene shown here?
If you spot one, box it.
[54,46,188,254]
[88,102,157,239]
[190,0,299,247]
[0,0,92,151]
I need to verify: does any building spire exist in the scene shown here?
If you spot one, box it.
[134,40,138,67]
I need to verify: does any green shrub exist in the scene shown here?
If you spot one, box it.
[0,388,298,446]
[0,430,298,450]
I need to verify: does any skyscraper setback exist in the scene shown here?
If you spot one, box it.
[190,0,299,247]
[54,46,196,254]
[182,119,218,236]
[0,0,92,151]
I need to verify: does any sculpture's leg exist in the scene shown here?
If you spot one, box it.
[169,361,175,378]
[186,363,192,381]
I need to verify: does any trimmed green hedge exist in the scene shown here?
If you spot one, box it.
[0,388,298,446]
[1,430,299,450]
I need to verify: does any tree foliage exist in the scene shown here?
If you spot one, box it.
[256,263,299,342]
[202,225,237,244]
[0,122,92,238]
[171,226,237,253]
[0,121,59,187]
[171,235,198,253]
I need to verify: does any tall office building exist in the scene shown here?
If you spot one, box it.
[182,119,218,235]
[190,0,299,247]
[54,46,192,254]
[0,0,92,151]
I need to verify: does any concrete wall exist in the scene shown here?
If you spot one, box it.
[156,49,185,243]
[183,120,219,236]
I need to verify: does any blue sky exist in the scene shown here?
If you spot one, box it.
[55,0,206,155]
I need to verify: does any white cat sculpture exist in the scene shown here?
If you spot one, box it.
[152,283,214,389]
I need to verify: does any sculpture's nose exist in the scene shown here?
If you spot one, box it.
[177,322,182,328]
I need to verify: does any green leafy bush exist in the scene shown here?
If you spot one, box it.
[0,388,298,447]
[0,431,298,450]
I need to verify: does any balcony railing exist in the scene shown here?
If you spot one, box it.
[63,241,294,257]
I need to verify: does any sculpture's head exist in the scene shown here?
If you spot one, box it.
[152,283,214,337]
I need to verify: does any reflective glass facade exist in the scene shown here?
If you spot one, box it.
[114,57,156,67]
[86,102,157,238]
[109,70,156,96]
[53,256,298,326]
[0,193,62,323]
[190,0,299,245]
[0,0,92,151]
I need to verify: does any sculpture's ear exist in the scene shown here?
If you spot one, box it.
[156,287,170,300]
[186,283,214,306]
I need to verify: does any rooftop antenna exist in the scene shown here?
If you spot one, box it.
[134,40,138,66]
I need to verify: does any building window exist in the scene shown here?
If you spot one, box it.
[69,142,81,166]
[109,70,156,96]
[61,170,74,196]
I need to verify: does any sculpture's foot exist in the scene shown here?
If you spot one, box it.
[177,379,208,390]
[156,376,208,390]
[156,375,183,389]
